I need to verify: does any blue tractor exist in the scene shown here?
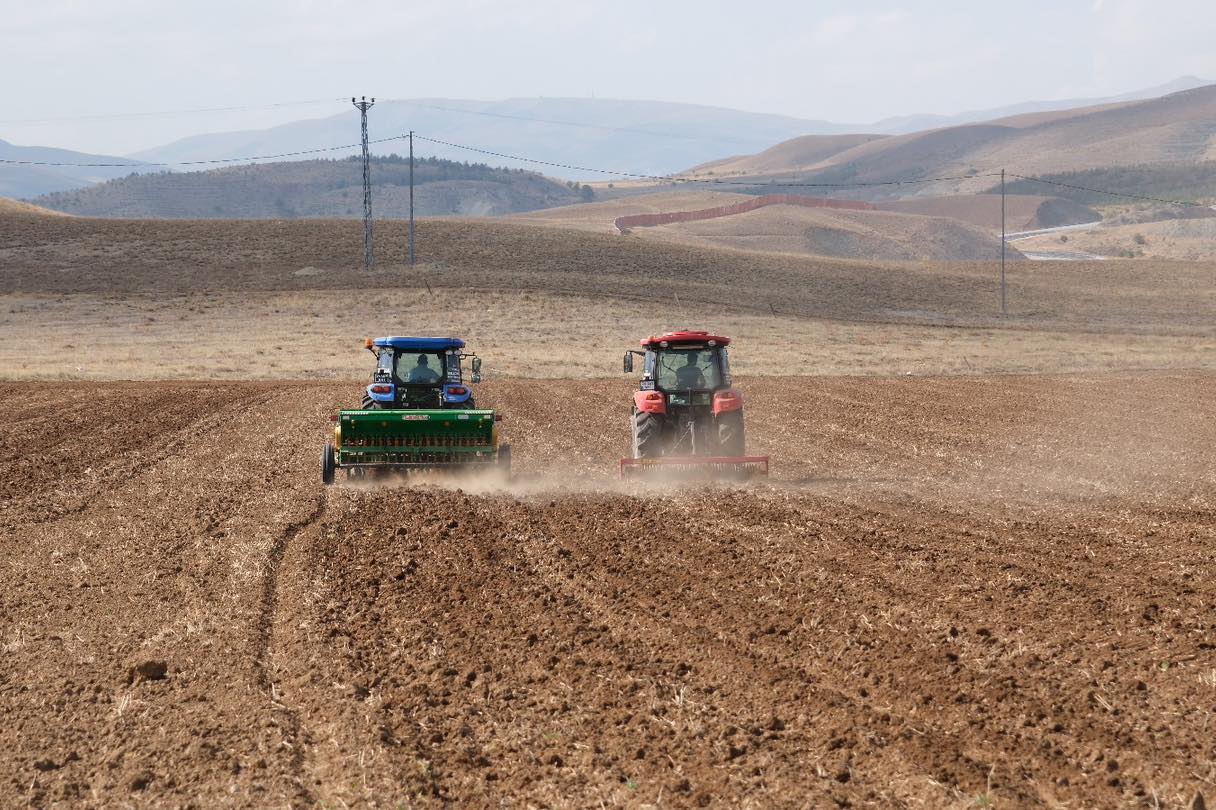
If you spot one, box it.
[321,336,508,484]
[361,336,481,410]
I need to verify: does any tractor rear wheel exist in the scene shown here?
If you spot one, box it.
[361,395,383,410]
[717,411,746,456]
[632,409,663,459]
[321,441,336,485]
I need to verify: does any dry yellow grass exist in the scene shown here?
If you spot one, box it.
[1,209,1213,381]
[0,197,68,217]
[1,289,1212,380]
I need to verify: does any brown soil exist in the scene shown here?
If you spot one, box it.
[2,373,1213,808]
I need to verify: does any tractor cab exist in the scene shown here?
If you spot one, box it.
[627,331,732,395]
[363,336,482,410]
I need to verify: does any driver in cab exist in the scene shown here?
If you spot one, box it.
[675,353,706,389]
[408,354,441,383]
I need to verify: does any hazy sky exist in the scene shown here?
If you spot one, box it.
[2,0,1214,155]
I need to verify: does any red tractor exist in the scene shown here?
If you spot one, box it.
[620,330,768,479]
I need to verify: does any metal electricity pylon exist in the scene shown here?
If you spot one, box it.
[352,96,375,271]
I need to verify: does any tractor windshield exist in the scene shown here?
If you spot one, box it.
[653,347,722,391]
[394,351,446,385]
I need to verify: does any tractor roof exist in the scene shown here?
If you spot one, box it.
[372,336,466,351]
[640,330,731,348]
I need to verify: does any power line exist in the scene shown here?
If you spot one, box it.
[6,127,1211,206]
[411,134,1000,188]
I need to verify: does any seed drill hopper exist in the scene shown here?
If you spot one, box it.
[321,337,508,484]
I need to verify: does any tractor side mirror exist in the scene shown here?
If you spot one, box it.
[623,353,634,373]
[470,356,482,384]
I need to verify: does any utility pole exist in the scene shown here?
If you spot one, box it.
[352,96,375,271]
[1000,168,1007,315]
[408,130,416,266]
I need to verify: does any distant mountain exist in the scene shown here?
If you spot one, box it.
[0,139,149,197]
[870,76,1212,135]
[31,155,586,219]
[129,98,855,181]
[679,84,1216,202]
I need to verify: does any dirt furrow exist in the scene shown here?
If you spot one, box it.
[1,374,1213,808]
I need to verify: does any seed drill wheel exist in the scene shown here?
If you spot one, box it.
[717,411,746,456]
[321,441,336,486]
[632,410,663,459]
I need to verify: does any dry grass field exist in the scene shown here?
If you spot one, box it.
[6,290,1213,381]
[1,209,1214,380]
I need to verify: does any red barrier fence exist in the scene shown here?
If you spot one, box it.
[613,194,874,233]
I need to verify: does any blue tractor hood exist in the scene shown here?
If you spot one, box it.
[372,337,466,352]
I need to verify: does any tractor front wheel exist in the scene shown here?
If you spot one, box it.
[717,411,746,456]
[632,409,663,459]
[321,441,336,486]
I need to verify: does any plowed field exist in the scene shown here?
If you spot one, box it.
[2,374,1213,808]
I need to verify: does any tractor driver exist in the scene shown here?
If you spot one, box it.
[675,352,706,389]
[407,354,441,384]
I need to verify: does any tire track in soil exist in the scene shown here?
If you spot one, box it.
[253,490,328,808]
[0,385,281,534]
[511,496,991,806]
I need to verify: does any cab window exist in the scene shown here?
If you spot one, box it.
[654,348,720,390]
[395,352,445,384]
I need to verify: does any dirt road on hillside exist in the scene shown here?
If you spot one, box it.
[1,375,1213,808]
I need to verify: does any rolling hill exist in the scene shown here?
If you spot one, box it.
[513,190,1019,261]
[691,134,886,176]
[678,84,1216,201]
[868,75,1212,134]
[630,205,1020,262]
[0,139,150,198]
[876,195,1099,231]
[31,156,585,219]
